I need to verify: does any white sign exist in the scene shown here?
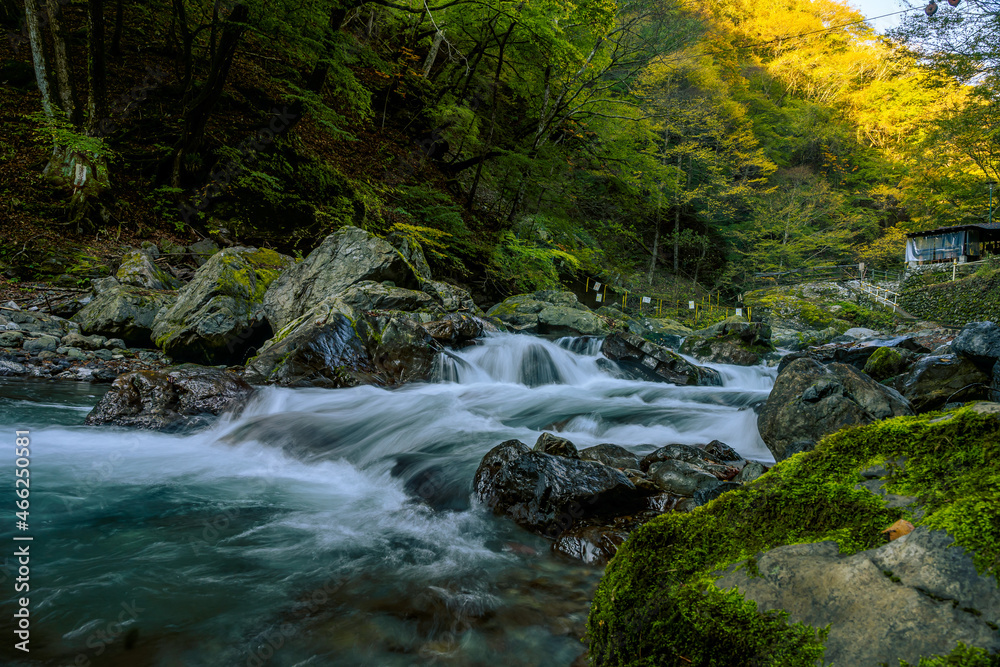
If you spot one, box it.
[688,301,695,310]
[641,296,651,304]
[593,282,602,291]
[736,308,743,317]
[595,293,603,302]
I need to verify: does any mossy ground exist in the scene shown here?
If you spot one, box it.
[587,407,1000,666]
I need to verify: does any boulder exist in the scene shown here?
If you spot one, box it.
[23,335,60,353]
[552,525,630,565]
[85,367,255,430]
[244,297,437,388]
[0,359,28,376]
[777,337,930,374]
[734,460,767,483]
[473,440,643,537]
[861,346,913,382]
[759,358,913,461]
[601,333,722,386]
[952,321,1000,370]
[0,331,23,348]
[681,320,774,366]
[647,459,720,497]
[262,227,422,330]
[715,529,1000,666]
[116,248,182,290]
[335,280,437,313]
[487,291,608,336]
[421,313,498,346]
[579,444,640,470]
[898,354,990,413]
[152,247,293,364]
[533,432,579,458]
[72,285,176,346]
[386,232,433,281]
[187,239,220,266]
[420,280,481,314]
[60,332,107,351]
[640,443,717,471]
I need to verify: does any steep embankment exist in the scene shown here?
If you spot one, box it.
[587,406,1000,667]
[900,270,1000,326]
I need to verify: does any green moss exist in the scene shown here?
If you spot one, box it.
[588,407,1000,666]
[744,291,835,329]
[863,346,906,382]
[900,643,1000,666]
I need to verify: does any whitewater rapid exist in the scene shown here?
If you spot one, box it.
[0,333,774,666]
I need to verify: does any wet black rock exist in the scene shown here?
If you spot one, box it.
[473,440,643,537]
[533,432,579,458]
[579,443,640,470]
[552,525,630,565]
[601,333,721,386]
[85,366,256,430]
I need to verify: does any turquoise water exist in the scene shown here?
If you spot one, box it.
[0,335,773,666]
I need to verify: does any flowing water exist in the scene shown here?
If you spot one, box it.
[0,334,774,667]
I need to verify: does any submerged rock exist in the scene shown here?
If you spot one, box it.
[759,357,912,461]
[85,367,255,430]
[601,333,721,386]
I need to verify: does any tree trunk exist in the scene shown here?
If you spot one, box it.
[86,0,107,135]
[422,30,444,77]
[171,3,249,188]
[672,153,682,273]
[172,0,194,98]
[647,187,662,285]
[306,3,351,93]
[23,0,56,118]
[45,0,77,121]
[110,0,123,60]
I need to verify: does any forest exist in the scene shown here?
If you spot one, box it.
[1,0,999,303]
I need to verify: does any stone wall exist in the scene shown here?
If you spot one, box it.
[898,270,1000,325]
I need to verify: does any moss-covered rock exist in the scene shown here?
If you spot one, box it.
[862,345,909,381]
[73,283,177,346]
[151,247,293,364]
[487,291,608,336]
[116,248,182,290]
[588,406,1000,667]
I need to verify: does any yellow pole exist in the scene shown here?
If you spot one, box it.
[586,277,589,291]
[623,291,627,310]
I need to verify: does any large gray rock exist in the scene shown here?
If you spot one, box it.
[601,333,722,386]
[647,459,720,497]
[72,285,177,346]
[681,320,774,366]
[579,444,640,470]
[953,321,1000,369]
[898,354,990,413]
[716,528,1000,666]
[473,439,644,537]
[116,248,182,290]
[85,367,256,430]
[244,297,437,388]
[152,247,293,364]
[487,291,608,336]
[421,313,498,346]
[759,358,913,461]
[262,227,422,330]
[386,232,433,281]
[421,280,481,314]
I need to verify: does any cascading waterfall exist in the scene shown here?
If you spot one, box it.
[0,333,775,667]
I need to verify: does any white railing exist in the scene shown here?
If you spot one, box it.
[856,281,900,310]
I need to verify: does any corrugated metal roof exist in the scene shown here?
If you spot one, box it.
[906,222,1000,238]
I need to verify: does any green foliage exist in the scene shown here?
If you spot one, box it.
[900,642,1000,667]
[588,407,1000,666]
[26,112,116,162]
[489,232,581,293]
[833,301,897,331]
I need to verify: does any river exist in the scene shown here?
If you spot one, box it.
[0,333,774,666]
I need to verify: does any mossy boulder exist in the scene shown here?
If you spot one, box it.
[588,405,1000,667]
[862,346,911,381]
[681,321,775,366]
[262,226,423,330]
[487,290,607,336]
[151,247,293,364]
[73,283,177,346]
[115,248,182,290]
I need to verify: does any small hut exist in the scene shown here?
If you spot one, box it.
[905,222,1000,267]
